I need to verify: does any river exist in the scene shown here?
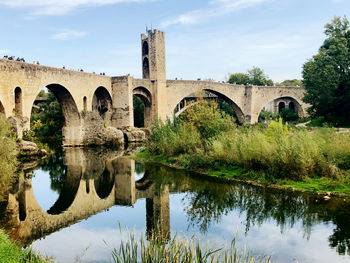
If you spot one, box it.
[0,147,349,262]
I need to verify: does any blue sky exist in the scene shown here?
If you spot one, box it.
[0,0,349,82]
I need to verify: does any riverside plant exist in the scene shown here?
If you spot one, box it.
[146,101,350,181]
[112,229,271,263]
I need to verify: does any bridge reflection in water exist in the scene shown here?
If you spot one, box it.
[1,148,350,261]
[3,148,172,247]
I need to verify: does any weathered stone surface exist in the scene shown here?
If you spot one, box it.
[122,127,146,143]
[17,141,46,157]
[8,116,29,139]
[82,111,124,147]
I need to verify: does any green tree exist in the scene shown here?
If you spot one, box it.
[227,73,250,85]
[276,79,302,86]
[30,90,64,146]
[303,16,350,125]
[228,67,274,86]
[247,67,274,86]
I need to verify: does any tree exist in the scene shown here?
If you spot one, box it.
[247,67,274,86]
[276,79,302,86]
[30,90,64,146]
[227,73,250,85]
[303,16,350,125]
[228,67,274,86]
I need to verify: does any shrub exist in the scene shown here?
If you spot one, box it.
[0,115,17,193]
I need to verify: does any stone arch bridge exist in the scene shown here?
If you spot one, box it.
[0,29,308,146]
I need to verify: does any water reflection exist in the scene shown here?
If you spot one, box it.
[0,148,350,260]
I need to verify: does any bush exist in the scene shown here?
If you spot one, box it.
[0,115,17,194]
[146,106,350,181]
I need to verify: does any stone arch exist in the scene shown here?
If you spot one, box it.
[142,41,149,56]
[143,57,150,79]
[94,168,115,200]
[43,84,81,127]
[0,99,5,115]
[258,96,305,118]
[92,86,113,120]
[173,89,245,124]
[14,87,23,117]
[133,86,152,127]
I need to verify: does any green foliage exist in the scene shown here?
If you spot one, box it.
[0,230,53,263]
[247,67,274,86]
[258,110,279,122]
[259,109,299,123]
[275,79,302,86]
[227,73,250,85]
[0,115,17,194]
[228,67,274,86]
[133,95,145,127]
[179,101,235,142]
[112,228,271,263]
[279,108,299,122]
[146,104,350,181]
[303,16,350,126]
[30,90,64,146]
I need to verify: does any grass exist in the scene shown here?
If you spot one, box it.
[137,101,350,195]
[0,230,53,263]
[112,228,271,263]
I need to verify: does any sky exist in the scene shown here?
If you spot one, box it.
[0,0,349,82]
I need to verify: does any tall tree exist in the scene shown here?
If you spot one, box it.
[303,16,350,125]
[227,73,250,85]
[228,67,274,86]
[247,67,274,86]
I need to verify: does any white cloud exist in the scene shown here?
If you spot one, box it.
[51,29,87,40]
[161,0,273,28]
[0,0,153,16]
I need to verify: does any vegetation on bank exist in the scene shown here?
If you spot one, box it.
[0,230,53,263]
[113,228,271,263]
[0,115,18,199]
[138,101,350,194]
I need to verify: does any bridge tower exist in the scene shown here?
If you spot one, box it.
[141,29,168,121]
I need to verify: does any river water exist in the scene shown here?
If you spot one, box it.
[1,147,350,263]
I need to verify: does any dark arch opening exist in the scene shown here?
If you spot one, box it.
[14,87,22,117]
[259,97,303,122]
[142,41,149,56]
[133,87,152,127]
[92,86,113,120]
[173,89,245,124]
[278,102,286,113]
[143,58,150,79]
[94,168,115,199]
[46,165,82,215]
[289,102,295,111]
[83,96,87,112]
[0,100,5,115]
[18,190,26,221]
[86,180,90,194]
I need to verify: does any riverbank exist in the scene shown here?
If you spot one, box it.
[0,230,53,263]
[133,149,350,197]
